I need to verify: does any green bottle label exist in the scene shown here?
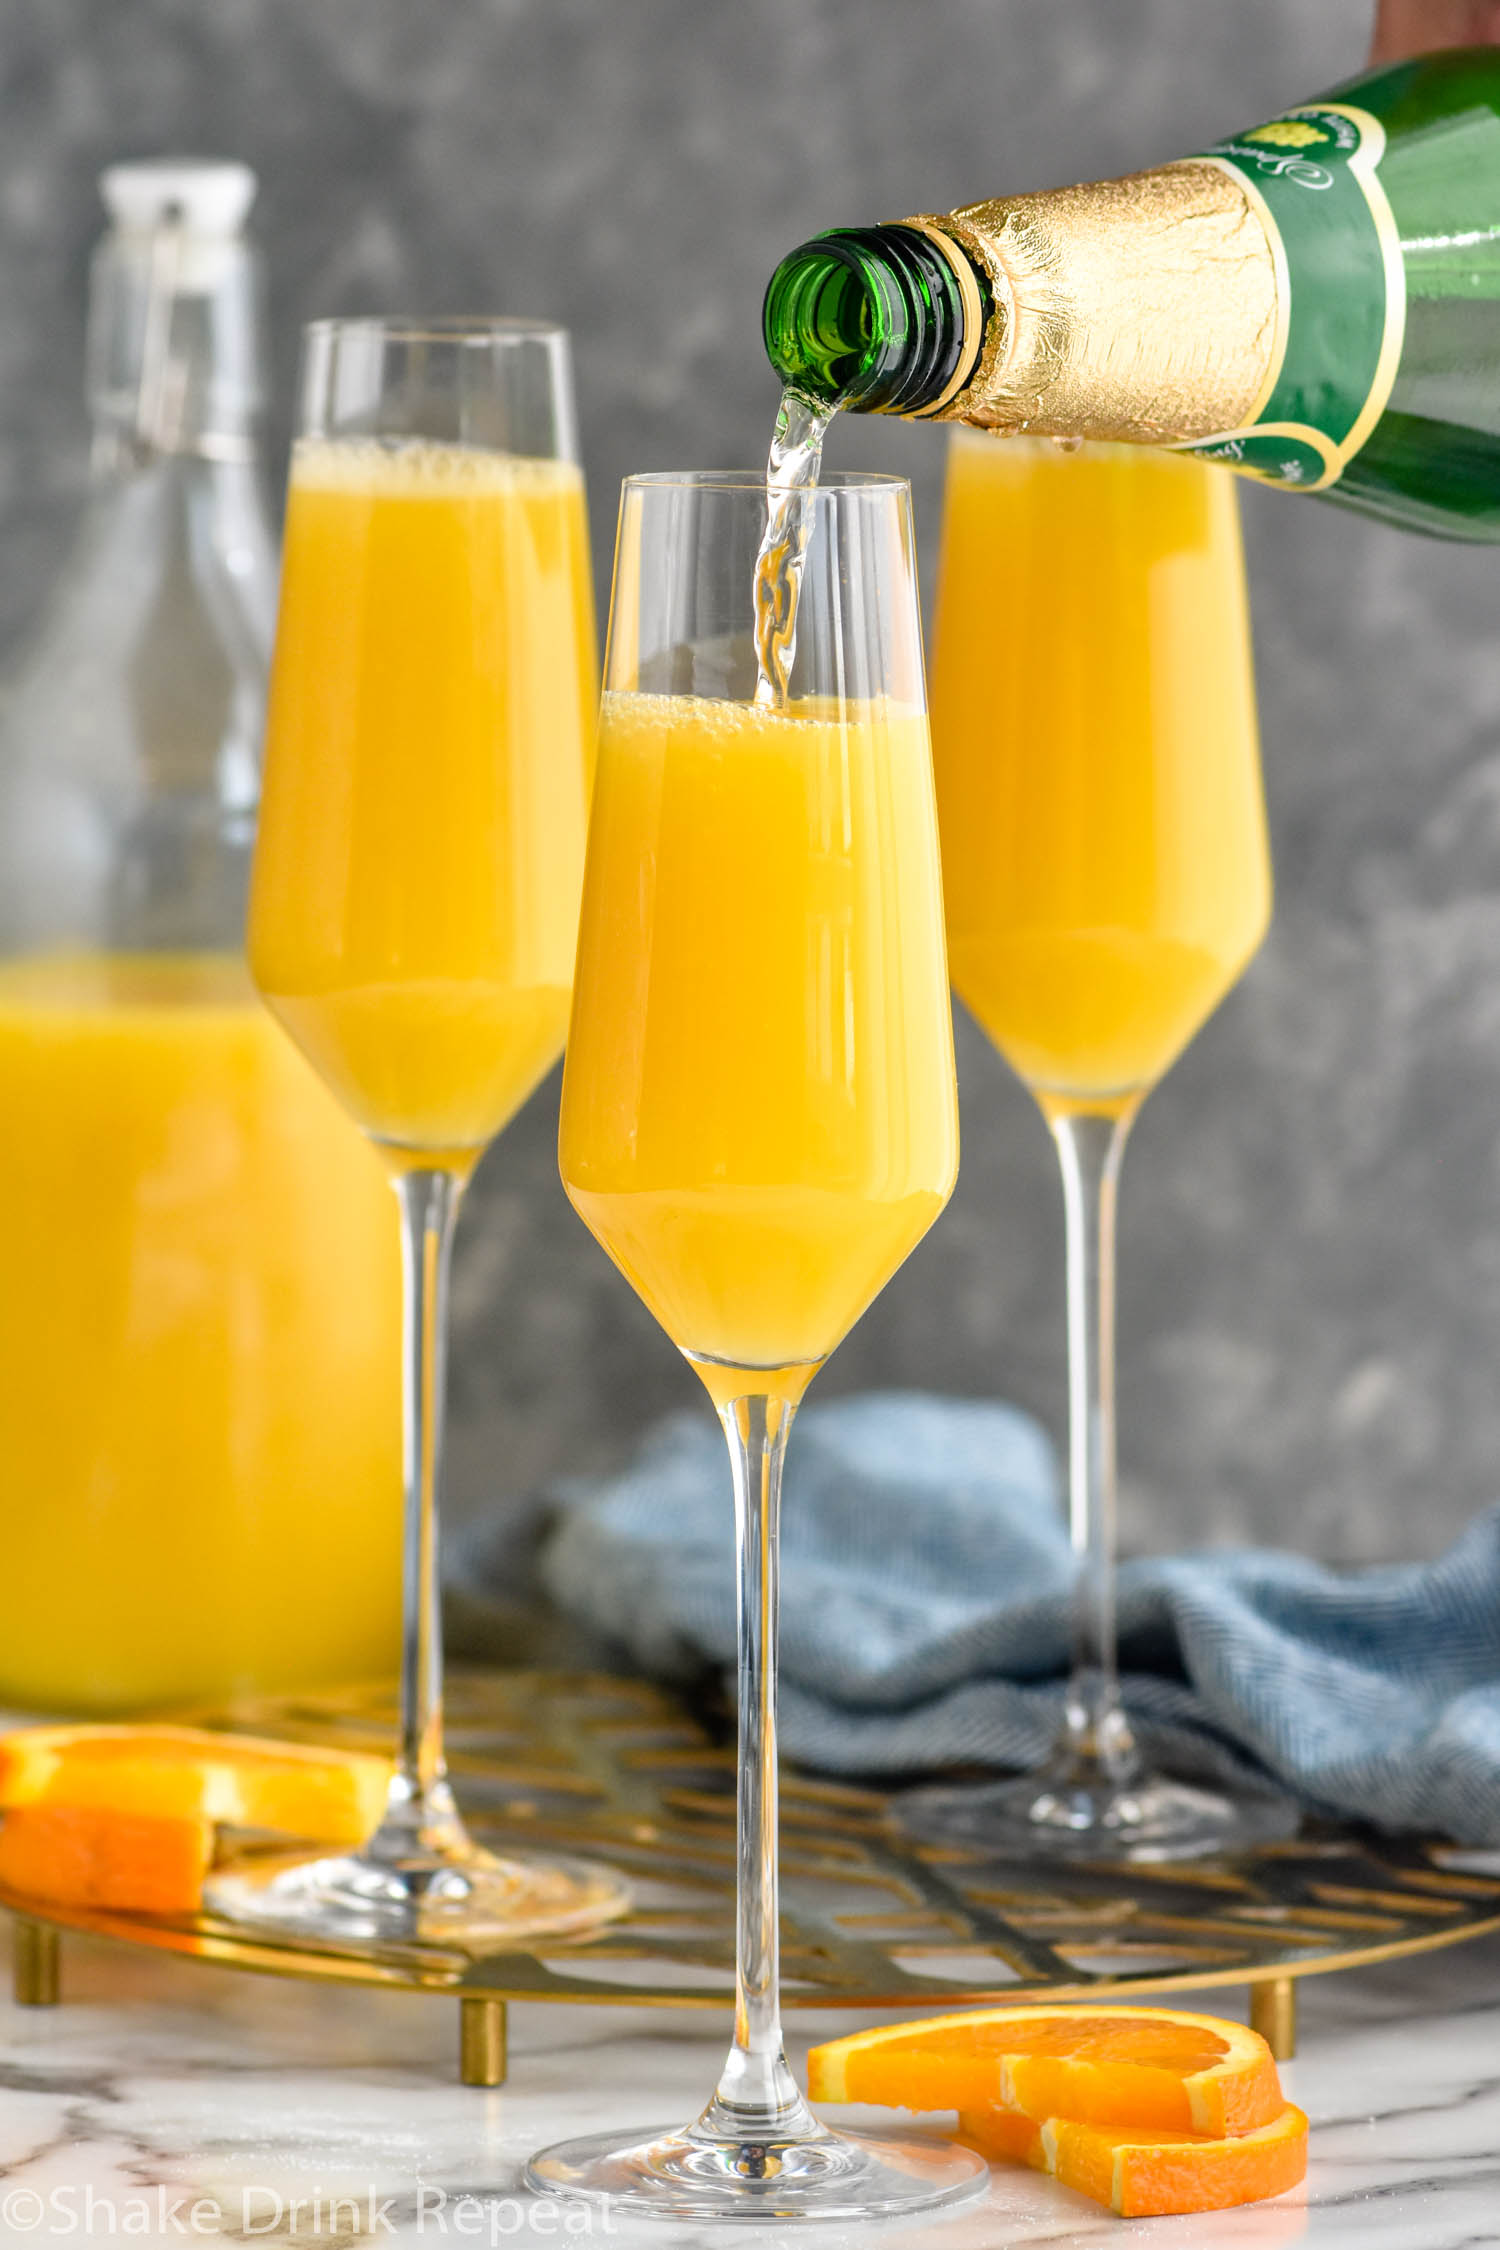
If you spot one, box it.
[1176,104,1406,491]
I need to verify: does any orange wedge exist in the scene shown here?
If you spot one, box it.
[807,2003,1283,2137]
[0,1725,390,1845]
[958,2099,1309,2218]
[0,1803,212,1915]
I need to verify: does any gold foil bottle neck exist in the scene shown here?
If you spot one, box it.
[903,162,1279,444]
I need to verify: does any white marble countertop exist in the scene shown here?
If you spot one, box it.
[1,1912,1498,2249]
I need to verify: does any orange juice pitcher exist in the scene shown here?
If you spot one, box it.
[0,164,402,1713]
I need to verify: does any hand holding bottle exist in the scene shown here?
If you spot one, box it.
[1372,1,1500,61]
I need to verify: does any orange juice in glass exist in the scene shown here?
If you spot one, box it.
[251,439,595,1166]
[906,432,1288,1863]
[561,691,956,1399]
[209,318,626,1950]
[934,433,1269,1112]
[530,473,980,2224]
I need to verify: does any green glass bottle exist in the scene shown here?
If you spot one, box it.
[763,48,1500,540]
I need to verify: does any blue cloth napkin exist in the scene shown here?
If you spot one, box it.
[535,1391,1500,1846]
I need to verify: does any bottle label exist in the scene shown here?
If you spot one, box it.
[1175,104,1405,491]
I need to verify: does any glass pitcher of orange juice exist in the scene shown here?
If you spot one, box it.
[0,163,402,1713]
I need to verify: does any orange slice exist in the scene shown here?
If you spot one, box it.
[807,2004,1283,2137]
[0,1803,212,1915]
[959,2099,1309,2218]
[0,1725,390,1845]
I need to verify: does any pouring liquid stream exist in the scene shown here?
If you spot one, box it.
[753,388,833,707]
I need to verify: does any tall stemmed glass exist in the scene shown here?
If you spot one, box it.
[527,473,985,2220]
[904,433,1294,1861]
[204,318,629,1944]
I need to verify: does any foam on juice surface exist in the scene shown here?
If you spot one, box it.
[291,434,584,499]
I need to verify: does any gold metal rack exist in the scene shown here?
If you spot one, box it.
[6,1671,1499,2086]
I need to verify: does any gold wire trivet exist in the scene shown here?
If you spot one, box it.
[5,1671,1499,2083]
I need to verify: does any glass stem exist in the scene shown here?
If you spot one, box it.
[369,1164,467,1863]
[703,1391,817,2152]
[1050,1107,1141,1793]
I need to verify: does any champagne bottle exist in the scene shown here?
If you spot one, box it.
[762,48,1500,540]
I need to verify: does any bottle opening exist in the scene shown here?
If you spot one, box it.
[762,225,973,415]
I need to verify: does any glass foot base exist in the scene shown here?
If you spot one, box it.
[204,1843,630,1949]
[527,2114,988,2223]
[898,1770,1300,1864]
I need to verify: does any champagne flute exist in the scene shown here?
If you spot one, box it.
[204,318,629,1944]
[903,432,1295,1861]
[527,472,985,2220]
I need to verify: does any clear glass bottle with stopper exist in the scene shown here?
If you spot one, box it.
[0,161,403,1714]
[0,161,274,949]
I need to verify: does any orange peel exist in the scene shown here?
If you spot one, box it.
[0,1802,212,1916]
[959,2097,1309,2218]
[0,1724,390,1846]
[807,2002,1284,2137]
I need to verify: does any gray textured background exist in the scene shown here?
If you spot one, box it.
[1,0,1493,1565]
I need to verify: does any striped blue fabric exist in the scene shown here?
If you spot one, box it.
[530,1391,1500,1846]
